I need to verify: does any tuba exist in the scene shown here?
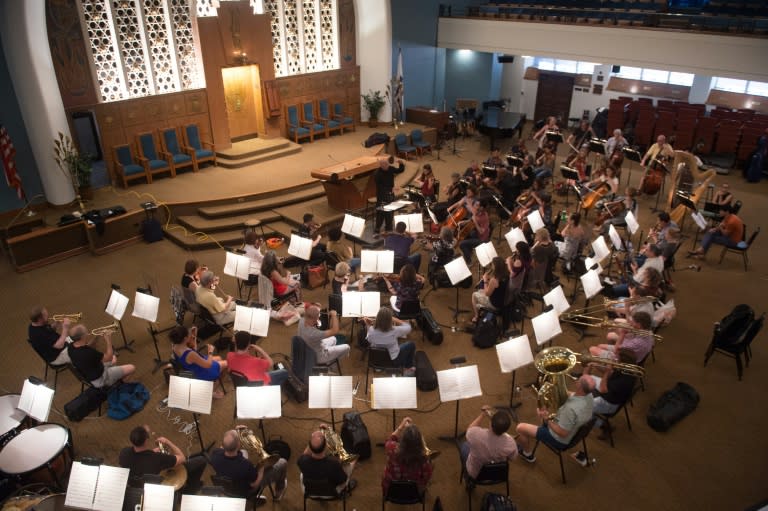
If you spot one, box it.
[320,425,359,465]
[534,347,577,419]
[236,426,279,467]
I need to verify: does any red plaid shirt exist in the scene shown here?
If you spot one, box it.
[382,435,433,495]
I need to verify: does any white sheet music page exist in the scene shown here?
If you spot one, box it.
[532,309,563,346]
[361,250,394,273]
[341,214,365,238]
[18,379,54,422]
[692,211,707,230]
[91,465,129,511]
[581,269,603,300]
[224,252,250,281]
[181,495,247,511]
[371,377,417,409]
[444,257,472,285]
[105,289,129,321]
[361,292,381,317]
[437,365,482,402]
[527,210,545,232]
[474,242,497,267]
[308,376,353,409]
[234,306,270,337]
[167,375,191,411]
[236,386,282,419]
[543,286,570,316]
[187,379,214,415]
[505,227,526,252]
[143,483,175,511]
[591,236,610,263]
[394,213,424,233]
[608,224,623,251]
[496,335,534,373]
[288,235,313,261]
[65,461,99,509]
[625,211,640,234]
[341,292,362,317]
[132,292,160,322]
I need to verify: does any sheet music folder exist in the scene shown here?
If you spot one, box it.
[168,375,213,415]
[308,375,353,409]
[17,378,54,422]
[143,483,175,511]
[180,494,246,511]
[65,461,129,511]
[436,365,482,403]
[371,377,417,409]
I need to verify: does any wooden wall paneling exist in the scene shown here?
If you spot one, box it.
[606,77,690,100]
[706,90,768,115]
[338,0,357,69]
[184,90,209,115]
[264,80,281,117]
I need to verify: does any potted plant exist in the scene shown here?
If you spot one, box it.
[53,132,93,204]
[361,89,386,127]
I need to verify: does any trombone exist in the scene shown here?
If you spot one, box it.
[91,322,120,336]
[52,313,82,322]
[560,315,663,342]
[562,296,655,318]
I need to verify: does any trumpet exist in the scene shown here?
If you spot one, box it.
[52,313,82,322]
[91,322,119,336]
[236,426,279,467]
[422,436,440,461]
[320,425,358,465]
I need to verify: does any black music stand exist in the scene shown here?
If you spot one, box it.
[589,138,606,170]
[622,146,641,187]
[559,166,581,208]
[138,286,174,373]
[438,356,469,443]
[107,283,135,353]
[506,155,523,168]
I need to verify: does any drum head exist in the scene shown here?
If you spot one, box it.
[31,494,65,511]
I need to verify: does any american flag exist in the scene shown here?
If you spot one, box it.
[0,125,25,201]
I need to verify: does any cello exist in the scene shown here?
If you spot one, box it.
[639,156,669,195]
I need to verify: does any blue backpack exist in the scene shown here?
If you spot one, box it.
[107,382,150,420]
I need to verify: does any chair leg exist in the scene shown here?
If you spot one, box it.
[44,364,49,381]
[624,406,632,431]
[53,368,59,391]
[743,252,748,271]
[365,366,370,394]
[735,354,743,380]
[335,358,342,376]
[558,451,566,484]
[606,417,615,448]
[703,341,716,366]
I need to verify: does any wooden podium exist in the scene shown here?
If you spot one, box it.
[310,144,386,211]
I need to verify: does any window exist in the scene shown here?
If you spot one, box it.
[642,68,669,83]
[615,66,695,86]
[616,66,642,80]
[713,77,748,93]
[530,57,597,75]
[537,58,555,71]
[669,72,695,86]
[577,62,598,75]
[555,60,577,74]
[746,81,768,97]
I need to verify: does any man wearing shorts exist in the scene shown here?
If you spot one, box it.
[67,324,135,388]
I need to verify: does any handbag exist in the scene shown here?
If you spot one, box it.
[303,263,328,289]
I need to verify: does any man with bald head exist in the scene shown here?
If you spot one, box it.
[515,374,595,464]
[297,425,356,494]
[297,305,349,365]
[373,155,405,235]
[640,134,675,168]
[67,324,135,388]
[209,427,288,501]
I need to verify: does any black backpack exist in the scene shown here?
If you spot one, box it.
[647,382,700,432]
[364,132,390,148]
[714,304,754,347]
[480,492,517,511]
[472,311,500,349]
[64,387,108,422]
[340,411,372,460]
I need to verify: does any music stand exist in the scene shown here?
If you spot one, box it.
[133,287,168,373]
[625,210,640,236]
[309,374,353,430]
[527,210,545,233]
[224,250,251,299]
[437,358,482,442]
[65,460,130,511]
[342,291,380,341]
[506,155,523,168]
[341,213,366,254]
[675,192,699,232]
[531,306,562,348]
[167,374,214,456]
[622,146,642,187]
[444,257,472,322]
[543,285,570,317]
[474,241,497,269]
[361,250,395,274]
[591,236,611,265]
[580,268,603,300]
[143,483,175,511]
[234,305,270,338]
[180,495,247,511]
[496,335,534,412]
[105,284,134,353]
[17,376,54,423]
[559,166,581,207]
[371,375,418,431]
[504,227,526,252]
[235,385,281,442]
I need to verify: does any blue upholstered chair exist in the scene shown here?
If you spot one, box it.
[160,127,196,174]
[410,129,432,156]
[182,124,216,168]
[135,132,174,180]
[286,104,313,143]
[333,102,355,132]
[113,144,150,187]
[318,99,343,137]
[394,133,417,160]
[302,102,327,139]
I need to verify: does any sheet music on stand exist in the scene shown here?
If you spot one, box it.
[426,207,438,225]
[591,236,611,263]
[361,250,394,274]
[17,378,54,422]
[691,211,707,230]
[65,462,129,511]
[180,494,246,511]
[527,210,545,233]
[543,285,570,316]
[444,257,472,285]
[581,269,603,300]
[288,235,313,261]
[224,251,251,281]
[625,211,640,235]
[584,256,603,274]
[504,227,526,252]
[371,377,417,409]
[531,309,562,346]
[308,375,353,409]
[341,291,380,318]
[474,242,498,267]
[381,200,412,212]
[105,289,129,321]
[393,213,424,233]
[341,214,366,238]
[236,386,282,419]
[143,483,175,511]
[132,291,160,323]
[168,375,213,415]
[608,224,624,251]
[436,365,482,403]
[234,306,270,337]
[496,335,534,373]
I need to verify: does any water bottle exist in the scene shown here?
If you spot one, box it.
[560,210,568,222]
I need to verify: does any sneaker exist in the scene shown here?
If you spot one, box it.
[273,478,288,501]
[571,451,588,467]
[403,367,416,377]
[519,449,536,463]
[603,277,616,286]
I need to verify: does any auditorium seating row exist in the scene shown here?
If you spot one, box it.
[111,124,215,188]
[285,100,355,144]
[607,98,768,162]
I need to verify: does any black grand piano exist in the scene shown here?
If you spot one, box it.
[477,102,526,151]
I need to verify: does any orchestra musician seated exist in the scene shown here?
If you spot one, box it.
[640,134,675,169]
[586,163,619,199]
[363,307,416,372]
[298,425,357,495]
[594,187,638,235]
[331,262,363,295]
[227,331,289,386]
[384,263,425,314]
[534,143,555,179]
[463,160,482,182]
[588,311,655,365]
[169,325,227,398]
[648,212,678,245]
[509,138,529,159]
[484,148,507,170]
[711,183,733,208]
[424,227,457,287]
[613,243,664,298]
[567,119,596,153]
[298,306,350,365]
[28,306,71,366]
[383,417,433,497]
[559,213,587,273]
[384,221,422,272]
[605,129,628,161]
[459,201,492,264]
[533,116,560,154]
[459,406,519,478]
[299,213,327,264]
[181,259,204,293]
[582,347,638,441]
[516,375,595,465]
[412,164,437,204]
[209,428,289,501]
[688,204,744,260]
[67,325,135,388]
[327,227,361,273]
[261,251,302,302]
[195,270,236,325]
[119,425,206,492]
[445,172,465,207]
[471,256,509,323]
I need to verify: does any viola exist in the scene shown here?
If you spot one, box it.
[594,199,627,227]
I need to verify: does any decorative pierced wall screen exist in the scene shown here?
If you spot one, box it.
[80,0,204,103]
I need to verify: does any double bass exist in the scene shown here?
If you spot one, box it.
[639,156,670,195]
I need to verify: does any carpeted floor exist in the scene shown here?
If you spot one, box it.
[1,123,766,511]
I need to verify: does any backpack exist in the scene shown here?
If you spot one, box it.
[340,411,372,460]
[107,382,150,420]
[364,132,390,148]
[472,311,500,349]
[64,387,108,422]
[647,382,700,432]
[714,304,754,347]
[480,492,517,511]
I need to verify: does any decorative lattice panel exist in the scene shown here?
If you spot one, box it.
[170,0,202,90]
[196,0,219,17]
[265,0,285,77]
[111,0,152,98]
[283,0,301,76]
[301,0,317,72]
[81,0,126,102]
[319,0,336,70]
[142,0,178,93]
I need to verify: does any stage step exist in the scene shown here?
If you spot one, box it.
[261,220,298,239]
[215,138,302,169]
[176,211,283,234]
[164,226,246,251]
[198,184,324,219]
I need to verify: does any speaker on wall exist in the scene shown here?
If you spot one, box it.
[497,55,515,63]
[612,65,621,73]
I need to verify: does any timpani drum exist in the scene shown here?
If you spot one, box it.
[0,424,72,490]
[0,395,25,448]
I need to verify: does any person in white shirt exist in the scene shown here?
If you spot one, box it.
[363,307,415,370]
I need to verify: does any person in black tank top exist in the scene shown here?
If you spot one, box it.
[470,256,510,323]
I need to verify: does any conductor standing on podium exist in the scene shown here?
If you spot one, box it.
[374,156,405,236]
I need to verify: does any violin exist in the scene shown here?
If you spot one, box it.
[509,193,538,228]
[594,198,627,227]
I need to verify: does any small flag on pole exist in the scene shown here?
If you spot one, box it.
[395,46,404,124]
[0,126,25,201]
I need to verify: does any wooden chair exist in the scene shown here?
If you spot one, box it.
[160,127,197,174]
[135,132,175,181]
[302,102,327,139]
[317,99,343,137]
[286,104,313,143]
[394,133,417,160]
[333,103,355,132]
[182,124,217,168]
[112,144,150,187]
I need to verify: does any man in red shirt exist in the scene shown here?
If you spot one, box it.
[689,204,744,259]
[226,331,288,386]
